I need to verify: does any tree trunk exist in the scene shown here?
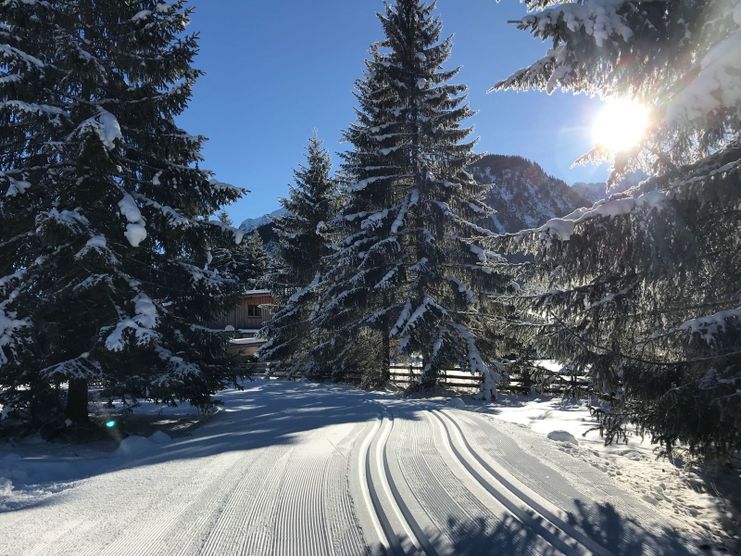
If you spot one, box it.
[65,379,89,423]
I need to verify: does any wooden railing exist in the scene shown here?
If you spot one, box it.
[238,361,590,397]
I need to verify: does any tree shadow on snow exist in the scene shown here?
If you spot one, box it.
[0,379,421,513]
[369,499,703,555]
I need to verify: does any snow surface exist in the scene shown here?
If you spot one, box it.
[477,394,729,546]
[0,380,729,554]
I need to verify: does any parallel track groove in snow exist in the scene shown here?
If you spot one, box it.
[379,409,438,556]
[392,407,511,551]
[365,405,438,555]
[358,414,393,553]
[432,408,614,556]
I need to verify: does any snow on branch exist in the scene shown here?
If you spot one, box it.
[389,300,412,337]
[516,189,666,242]
[395,295,449,339]
[118,194,147,247]
[131,2,175,22]
[390,189,419,234]
[361,208,390,231]
[74,109,122,151]
[0,43,45,68]
[43,208,91,235]
[4,177,31,197]
[669,6,741,124]
[507,0,633,49]
[0,100,65,117]
[209,178,243,196]
[104,293,159,352]
[135,194,192,229]
[0,306,28,367]
[74,234,117,264]
[679,307,741,346]
[40,354,102,381]
[155,346,202,384]
[349,175,396,193]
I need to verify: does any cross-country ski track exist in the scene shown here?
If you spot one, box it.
[0,379,703,555]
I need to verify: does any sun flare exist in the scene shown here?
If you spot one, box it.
[592,98,651,153]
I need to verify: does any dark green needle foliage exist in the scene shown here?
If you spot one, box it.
[0,0,246,427]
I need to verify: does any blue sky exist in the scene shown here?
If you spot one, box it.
[180,1,610,224]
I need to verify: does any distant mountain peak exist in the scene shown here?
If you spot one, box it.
[571,182,606,204]
[239,207,287,233]
[470,154,591,233]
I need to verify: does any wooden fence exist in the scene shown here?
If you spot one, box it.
[238,361,590,397]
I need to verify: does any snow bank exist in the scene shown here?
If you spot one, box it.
[148,431,172,445]
[0,477,57,511]
[484,395,726,542]
[114,435,155,458]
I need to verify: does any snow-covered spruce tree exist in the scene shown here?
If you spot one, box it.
[212,212,268,290]
[493,0,740,457]
[316,0,513,396]
[0,1,244,426]
[240,231,269,288]
[258,136,339,375]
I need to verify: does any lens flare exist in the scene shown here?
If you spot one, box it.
[105,420,117,428]
[592,98,650,153]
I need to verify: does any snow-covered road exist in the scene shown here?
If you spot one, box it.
[0,380,705,555]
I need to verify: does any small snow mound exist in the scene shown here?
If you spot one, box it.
[617,449,644,461]
[115,435,154,458]
[448,397,466,408]
[547,430,578,444]
[148,431,171,445]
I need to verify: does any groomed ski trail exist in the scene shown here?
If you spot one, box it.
[0,379,701,555]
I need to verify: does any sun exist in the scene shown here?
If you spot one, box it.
[592,98,651,153]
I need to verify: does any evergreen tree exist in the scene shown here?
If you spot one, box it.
[217,211,234,227]
[0,0,244,426]
[259,135,339,375]
[316,0,513,397]
[494,0,740,457]
[240,231,269,289]
[211,217,268,290]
